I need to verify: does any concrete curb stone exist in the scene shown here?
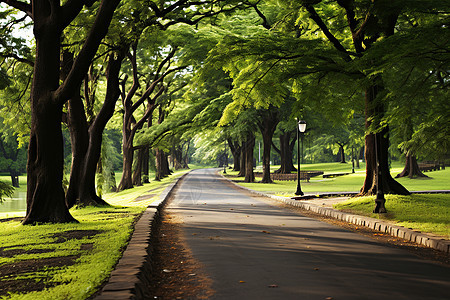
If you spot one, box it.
[224,175,449,254]
[94,171,191,300]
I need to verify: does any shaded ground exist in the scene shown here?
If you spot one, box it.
[0,227,101,297]
[147,209,214,299]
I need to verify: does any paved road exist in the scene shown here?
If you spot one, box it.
[168,169,450,300]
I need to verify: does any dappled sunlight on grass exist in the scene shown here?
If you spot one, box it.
[334,194,450,238]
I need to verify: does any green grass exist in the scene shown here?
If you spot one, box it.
[228,163,450,197]
[227,162,449,239]
[0,169,189,300]
[334,194,450,239]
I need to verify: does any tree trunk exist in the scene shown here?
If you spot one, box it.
[10,170,20,188]
[132,148,144,186]
[258,108,279,183]
[337,143,346,163]
[22,0,120,224]
[359,85,410,196]
[66,52,123,207]
[142,145,150,183]
[162,151,172,176]
[274,131,296,174]
[396,154,428,178]
[244,133,255,183]
[155,148,163,181]
[227,139,241,172]
[23,22,77,224]
[238,141,246,177]
[395,117,427,178]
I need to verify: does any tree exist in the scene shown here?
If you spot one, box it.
[257,106,279,183]
[1,0,121,224]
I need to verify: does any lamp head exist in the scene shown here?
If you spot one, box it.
[298,120,306,133]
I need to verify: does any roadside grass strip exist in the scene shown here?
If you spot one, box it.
[334,194,450,239]
[0,170,188,300]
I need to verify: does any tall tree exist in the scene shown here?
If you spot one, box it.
[1,0,121,224]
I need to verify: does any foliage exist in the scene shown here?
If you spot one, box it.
[229,163,450,195]
[0,180,13,203]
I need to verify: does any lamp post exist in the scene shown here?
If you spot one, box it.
[295,120,306,196]
[373,132,386,213]
[351,146,355,173]
[223,140,227,174]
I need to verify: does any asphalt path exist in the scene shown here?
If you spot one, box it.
[168,169,450,300]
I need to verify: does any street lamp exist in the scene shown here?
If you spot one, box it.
[373,132,386,213]
[295,120,306,196]
[223,140,227,174]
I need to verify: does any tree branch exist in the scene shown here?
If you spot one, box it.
[61,0,99,29]
[0,52,34,67]
[304,4,352,61]
[0,0,32,17]
[55,0,121,104]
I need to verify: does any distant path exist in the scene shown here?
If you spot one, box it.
[168,169,450,300]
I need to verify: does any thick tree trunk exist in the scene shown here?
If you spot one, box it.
[155,148,163,181]
[396,154,428,178]
[22,0,120,224]
[274,131,296,174]
[9,170,20,188]
[23,24,77,224]
[395,117,427,178]
[244,134,255,183]
[25,99,77,224]
[227,139,241,172]
[238,142,246,177]
[132,148,144,186]
[359,85,410,197]
[65,90,90,208]
[142,145,150,183]
[66,53,122,207]
[258,109,279,183]
[337,143,346,163]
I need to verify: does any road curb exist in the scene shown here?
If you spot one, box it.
[95,171,191,300]
[222,174,450,254]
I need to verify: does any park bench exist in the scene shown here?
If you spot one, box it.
[418,162,441,172]
[254,171,321,182]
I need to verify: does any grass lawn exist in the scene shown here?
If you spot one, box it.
[229,162,450,197]
[0,169,189,300]
[227,162,449,239]
[334,194,450,239]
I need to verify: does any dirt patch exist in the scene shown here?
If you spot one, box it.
[0,255,79,297]
[0,229,103,297]
[52,229,103,243]
[0,247,54,258]
[147,209,214,299]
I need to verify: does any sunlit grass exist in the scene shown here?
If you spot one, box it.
[334,194,450,239]
[227,163,449,197]
[0,169,189,300]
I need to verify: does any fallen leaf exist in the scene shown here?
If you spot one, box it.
[189,273,196,276]
[268,284,279,288]
[163,269,173,273]
[325,297,333,300]
[262,230,271,234]
[314,268,319,271]
[239,281,246,283]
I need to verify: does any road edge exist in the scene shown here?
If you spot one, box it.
[94,171,191,300]
[221,173,450,254]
